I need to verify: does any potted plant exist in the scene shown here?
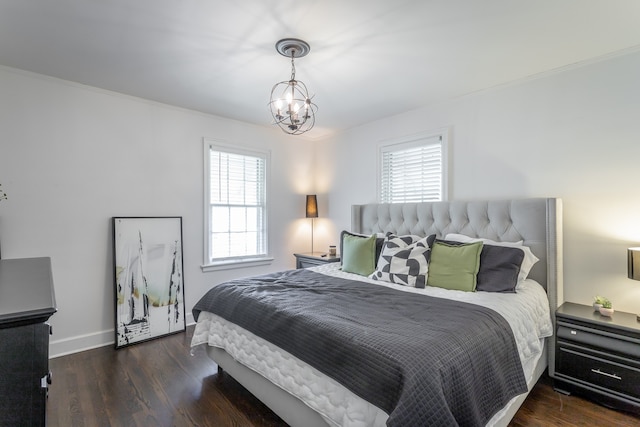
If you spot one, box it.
[599,298,614,317]
[593,295,607,311]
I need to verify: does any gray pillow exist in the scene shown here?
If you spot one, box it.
[476,245,525,293]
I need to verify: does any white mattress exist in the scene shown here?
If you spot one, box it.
[191,263,553,426]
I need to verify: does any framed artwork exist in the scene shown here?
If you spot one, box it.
[112,217,185,348]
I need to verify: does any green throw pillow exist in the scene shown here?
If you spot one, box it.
[426,241,483,292]
[341,233,377,276]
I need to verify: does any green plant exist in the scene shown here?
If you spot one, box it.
[601,299,612,309]
[594,295,607,305]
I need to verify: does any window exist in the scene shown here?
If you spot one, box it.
[203,140,270,270]
[379,131,447,203]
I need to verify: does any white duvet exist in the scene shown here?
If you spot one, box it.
[191,263,553,427]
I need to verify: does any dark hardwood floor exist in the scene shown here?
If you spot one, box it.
[47,326,640,427]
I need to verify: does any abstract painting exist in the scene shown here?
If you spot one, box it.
[112,217,185,348]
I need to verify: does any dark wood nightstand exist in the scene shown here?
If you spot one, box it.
[294,252,340,269]
[554,302,640,415]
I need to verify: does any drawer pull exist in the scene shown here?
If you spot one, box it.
[591,368,621,380]
[570,330,577,335]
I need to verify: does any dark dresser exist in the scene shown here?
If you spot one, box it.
[554,301,640,415]
[0,257,57,427]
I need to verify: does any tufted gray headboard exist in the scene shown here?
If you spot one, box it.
[351,198,563,375]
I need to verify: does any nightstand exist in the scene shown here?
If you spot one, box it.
[554,302,640,415]
[294,252,340,269]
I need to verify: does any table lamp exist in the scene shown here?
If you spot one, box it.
[626,247,640,320]
[306,195,318,253]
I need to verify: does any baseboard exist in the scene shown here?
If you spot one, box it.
[50,312,196,358]
[50,329,114,358]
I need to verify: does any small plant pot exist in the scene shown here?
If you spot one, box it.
[599,307,614,317]
[593,303,602,311]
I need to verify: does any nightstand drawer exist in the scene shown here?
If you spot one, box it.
[294,253,340,269]
[557,347,640,398]
[298,259,324,268]
[558,324,640,359]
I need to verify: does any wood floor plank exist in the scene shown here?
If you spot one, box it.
[46,326,640,426]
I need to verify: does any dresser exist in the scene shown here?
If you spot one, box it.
[554,302,640,415]
[0,257,57,427]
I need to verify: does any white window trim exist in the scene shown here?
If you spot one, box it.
[201,138,273,272]
[377,128,449,203]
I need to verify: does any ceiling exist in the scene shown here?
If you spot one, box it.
[1,0,640,139]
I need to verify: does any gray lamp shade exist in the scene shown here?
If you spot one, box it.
[306,195,318,218]
[628,247,640,280]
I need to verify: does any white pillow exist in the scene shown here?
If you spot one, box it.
[443,233,539,282]
[444,233,523,246]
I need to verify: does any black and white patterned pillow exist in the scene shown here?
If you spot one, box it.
[370,234,436,288]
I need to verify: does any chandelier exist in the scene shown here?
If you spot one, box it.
[269,38,317,135]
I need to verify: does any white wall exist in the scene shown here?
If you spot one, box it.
[317,50,640,314]
[3,48,640,356]
[0,66,315,356]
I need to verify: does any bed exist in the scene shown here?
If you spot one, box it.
[191,198,563,426]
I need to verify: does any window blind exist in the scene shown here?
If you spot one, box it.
[208,148,267,261]
[380,135,443,203]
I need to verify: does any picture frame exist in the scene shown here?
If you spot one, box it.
[112,216,185,348]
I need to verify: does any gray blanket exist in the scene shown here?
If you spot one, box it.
[193,269,527,426]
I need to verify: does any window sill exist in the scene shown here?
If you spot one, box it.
[201,257,274,272]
